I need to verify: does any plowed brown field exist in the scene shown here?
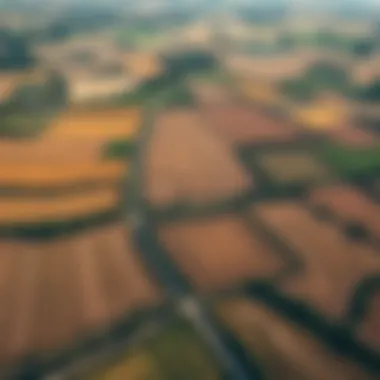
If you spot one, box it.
[217,298,376,380]
[252,202,380,342]
[159,215,285,292]
[145,108,253,208]
[202,105,297,146]
[0,225,161,363]
[309,185,380,239]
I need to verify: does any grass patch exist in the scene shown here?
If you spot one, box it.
[0,208,120,240]
[84,320,222,380]
[318,142,380,181]
[0,112,51,138]
[257,151,332,185]
[103,139,137,160]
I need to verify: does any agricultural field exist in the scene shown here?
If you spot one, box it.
[252,201,380,324]
[145,108,253,210]
[319,141,380,179]
[328,126,377,148]
[0,225,161,363]
[257,151,331,185]
[0,162,126,189]
[0,106,140,227]
[84,320,221,380]
[189,81,235,105]
[216,298,376,380]
[158,215,285,292]
[122,52,164,81]
[239,79,282,108]
[224,52,332,82]
[0,188,120,224]
[0,107,141,164]
[309,184,380,240]
[47,107,141,141]
[291,99,349,131]
[202,105,297,146]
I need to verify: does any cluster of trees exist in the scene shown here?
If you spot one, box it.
[36,6,122,42]
[280,60,380,103]
[0,29,34,70]
[280,61,350,102]
[2,71,68,114]
[161,49,218,79]
[0,71,68,138]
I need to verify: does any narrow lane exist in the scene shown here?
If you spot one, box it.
[128,104,260,380]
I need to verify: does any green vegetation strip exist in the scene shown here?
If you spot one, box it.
[319,142,380,180]
[0,209,120,240]
[85,320,222,380]
[103,139,137,160]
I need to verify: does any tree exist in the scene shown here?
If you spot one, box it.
[0,29,34,70]
[357,79,380,102]
[280,78,315,102]
[305,61,349,91]
[45,71,68,108]
[352,38,376,58]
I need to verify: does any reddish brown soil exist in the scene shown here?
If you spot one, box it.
[0,225,161,363]
[309,185,380,239]
[357,291,380,351]
[145,109,253,208]
[253,202,380,328]
[329,127,377,148]
[218,298,376,380]
[159,215,285,292]
[201,105,297,145]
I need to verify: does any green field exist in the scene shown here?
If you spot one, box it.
[320,141,380,180]
[85,321,222,380]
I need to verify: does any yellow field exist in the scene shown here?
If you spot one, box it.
[89,352,159,380]
[0,162,127,188]
[0,106,139,226]
[292,99,348,130]
[86,323,221,380]
[240,80,282,107]
[123,53,163,80]
[0,188,119,224]
[48,107,141,140]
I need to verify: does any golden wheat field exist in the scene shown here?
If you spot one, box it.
[0,162,127,188]
[122,53,163,80]
[48,107,141,140]
[0,107,141,164]
[0,188,120,224]
[0,106,139,225]
[239,80,282,107]
[291,100,348,130]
